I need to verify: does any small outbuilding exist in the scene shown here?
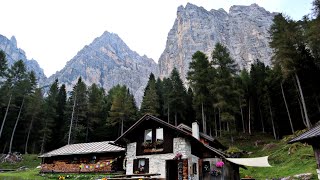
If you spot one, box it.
[39,141,125,173]
[289,122,320,179]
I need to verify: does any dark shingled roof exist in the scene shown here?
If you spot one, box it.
[289,122,320,144]
[39,141,124,158]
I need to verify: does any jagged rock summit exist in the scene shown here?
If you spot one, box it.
[0,35,46,81]
[45,31,158,106]
[159,3,277,82]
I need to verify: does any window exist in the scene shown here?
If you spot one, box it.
[156,128,163,141]
[133,158,149,174]
[138,159,145,172]
[145,129,152,142]
[192,163,197,174]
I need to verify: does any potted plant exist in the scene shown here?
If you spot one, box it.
[173,152,182,160]
[142,141,153,149]
[155,140,164,148]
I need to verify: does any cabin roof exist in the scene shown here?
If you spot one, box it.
[114,114,190,144]
[39,141,124,158]
[289,122,320,144]
[176,123,225,149]
[114,114,226,153]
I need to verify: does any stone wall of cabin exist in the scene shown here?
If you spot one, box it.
[125,137,199,180]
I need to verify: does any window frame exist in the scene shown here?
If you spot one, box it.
[144,129,152,142]
[156,128,164,141]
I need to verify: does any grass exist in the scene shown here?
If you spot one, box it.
[1,133,318,179]
[219,132,318,179]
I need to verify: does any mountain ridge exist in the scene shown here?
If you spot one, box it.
[44,31,158,106]
[159,3,277,82]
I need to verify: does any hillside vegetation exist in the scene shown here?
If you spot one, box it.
[219,132,318,179]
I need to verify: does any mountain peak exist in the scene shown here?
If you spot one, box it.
[10,36,17,47]
[159,3,276,82]
[45,30,158,106]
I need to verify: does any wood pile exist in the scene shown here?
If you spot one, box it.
[41,160,113,173]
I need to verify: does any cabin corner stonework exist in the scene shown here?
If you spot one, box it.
[125,137,199,180]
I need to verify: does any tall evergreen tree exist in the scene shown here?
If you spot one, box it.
[108,85,137,136]
[140,73,160,117]
[0,50,7,80]
[41,79,59,153]
[270,14,314,128]
[67,77,88,144]
[187,51,211,134]
[209,43,238,139]
[169,68,187,126]
[162,77,173,123]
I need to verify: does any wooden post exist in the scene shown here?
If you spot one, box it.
[312,143,320,180]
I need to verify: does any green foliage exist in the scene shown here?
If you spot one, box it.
[140,73,160,116]
[107,84,137,136]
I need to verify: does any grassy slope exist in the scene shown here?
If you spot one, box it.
[1,134,318,179]
[219,133,318,179]
[0,154,42,179]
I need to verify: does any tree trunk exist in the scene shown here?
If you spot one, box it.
[239,96,245,133]
[175,112,177,126]
[218,108,222,137]
[214,109,218,137]
[68,95,77,145]
[280,82,294,134]
[40,122,47,154]
[25,115,35,154]
[0,94,12,139]
[258,104,265,133]
[9,97,25,153]
[295,73,311,129]
[121,117,124,135]
[298,97,307,127]
[248,100,251,135]
[268,97,277,140]
[167,105,170,123]
[201,102,207,134]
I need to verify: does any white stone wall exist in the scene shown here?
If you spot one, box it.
[125,137,199,179]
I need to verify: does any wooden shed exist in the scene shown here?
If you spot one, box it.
[289,122,320,179]
[39,141,125,173]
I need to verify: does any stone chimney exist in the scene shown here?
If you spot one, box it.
[192,122,200,140]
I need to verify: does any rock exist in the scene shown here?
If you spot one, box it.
[158,3,277,83]
[44,31,158,106]
[280,173,313,180]
[0,34,46,82]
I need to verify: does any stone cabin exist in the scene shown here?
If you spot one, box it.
[114,114,240,180]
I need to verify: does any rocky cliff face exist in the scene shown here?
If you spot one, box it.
[159,3,276,82]
[45,31,158,106]
[0,35,46,81]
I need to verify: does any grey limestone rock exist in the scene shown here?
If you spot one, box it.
[158,3,277,83]
[45,31,158,106]
[0,35,46,82]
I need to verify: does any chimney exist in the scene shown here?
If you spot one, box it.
[192,122,200,140]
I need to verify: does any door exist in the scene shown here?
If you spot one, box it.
[166,160,178,180]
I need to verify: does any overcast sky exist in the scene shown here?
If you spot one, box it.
[0,0,314,77]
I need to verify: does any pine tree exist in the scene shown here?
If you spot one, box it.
[67,77,88,144]
[0,50,8,79]
[41,79,59,153]
[270,14,313,128]
[140,73,160,117]
[187,51,211,134]
[108,85,137,136]
[169,68,187,126]
[209,43,238,139]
